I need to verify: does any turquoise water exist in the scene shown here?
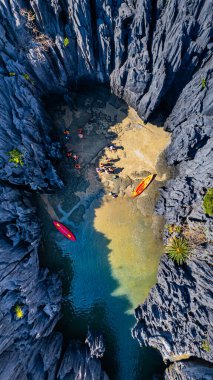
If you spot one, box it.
[38,194,164,380]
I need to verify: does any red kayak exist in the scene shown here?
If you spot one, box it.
[53,221,76,241]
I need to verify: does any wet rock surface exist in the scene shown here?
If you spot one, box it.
[86,330,106,359]
[0,0,212,378]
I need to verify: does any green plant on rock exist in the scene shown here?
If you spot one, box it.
[8,72,16,76]
[201,78,206,89]
[201,340,211,352]
[203,188,213,216]
[165,237,190,265]
[165,224,182,234]
[14,304,24,319]
[64,37,69,47]
[8,149,24,167]
[22,73,30,80]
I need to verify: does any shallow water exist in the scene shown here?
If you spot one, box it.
[38,88,168,379]
[94,197,162,313]
[39,193,164,380]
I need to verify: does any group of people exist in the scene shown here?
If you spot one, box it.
[96,160,116,175]
[64,128,85,169]
[64,128,84,141]
[66,151,81,169]
[108,144,117,153]
[96,151,118,175]
[63,129,70,141]
[63,127,119,187]
[96,144,120,198]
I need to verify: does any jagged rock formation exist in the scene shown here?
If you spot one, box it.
[0,186,108,380]
[85,330,106,359]
[131,0,213,370]
[164,360,213,380]
[133,247,213,362]
[0,0,212,378]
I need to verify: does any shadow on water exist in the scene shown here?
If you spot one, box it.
[37,86,166,380]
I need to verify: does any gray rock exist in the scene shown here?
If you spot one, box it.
[164,360,213,380]
[58,342,109,380]
[132,246,213,363]
[86,330,106,358]
[0,0,212,379]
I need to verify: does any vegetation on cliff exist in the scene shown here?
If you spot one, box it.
[203,188,213,216]
[165,237,190,265]
[8,149,24,167]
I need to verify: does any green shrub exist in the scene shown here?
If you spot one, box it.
[22,73,30,80]
[202,78,206,89]
[203,188,213,216]
[8,72,16,76]
[14,305,24,319]
[165,237,190,265]
[64,37,69,47]
[165,224,182,234]
[201,340,211,352]
[8,149,24,167]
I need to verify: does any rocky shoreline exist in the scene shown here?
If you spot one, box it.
[0,0,212,379]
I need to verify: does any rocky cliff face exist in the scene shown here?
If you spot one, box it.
[0,186,109,379]
[0,0,212,379]
[164,360,213,380]
[130,0,213,372]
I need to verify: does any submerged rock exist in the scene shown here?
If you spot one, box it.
[58,342,108,380]
[86,330,106,358]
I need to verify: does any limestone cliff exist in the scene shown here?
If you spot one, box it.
[0,0,212,379]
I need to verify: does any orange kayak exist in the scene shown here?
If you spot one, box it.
[53,221,76,241]
[132,174,155,198]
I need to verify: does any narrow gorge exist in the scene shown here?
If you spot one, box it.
[0,1,212,379]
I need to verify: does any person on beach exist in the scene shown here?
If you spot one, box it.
[64,129,70,140]
[64,129,70,135]
[105,157,111,163]
[109,191,118,198]
[73,154,79,161]
[96,167,104,175]
[78,128,84,139]
[108,167,115,173]
[109,145,117,153]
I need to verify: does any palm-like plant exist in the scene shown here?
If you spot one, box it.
[165,237,190,265]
